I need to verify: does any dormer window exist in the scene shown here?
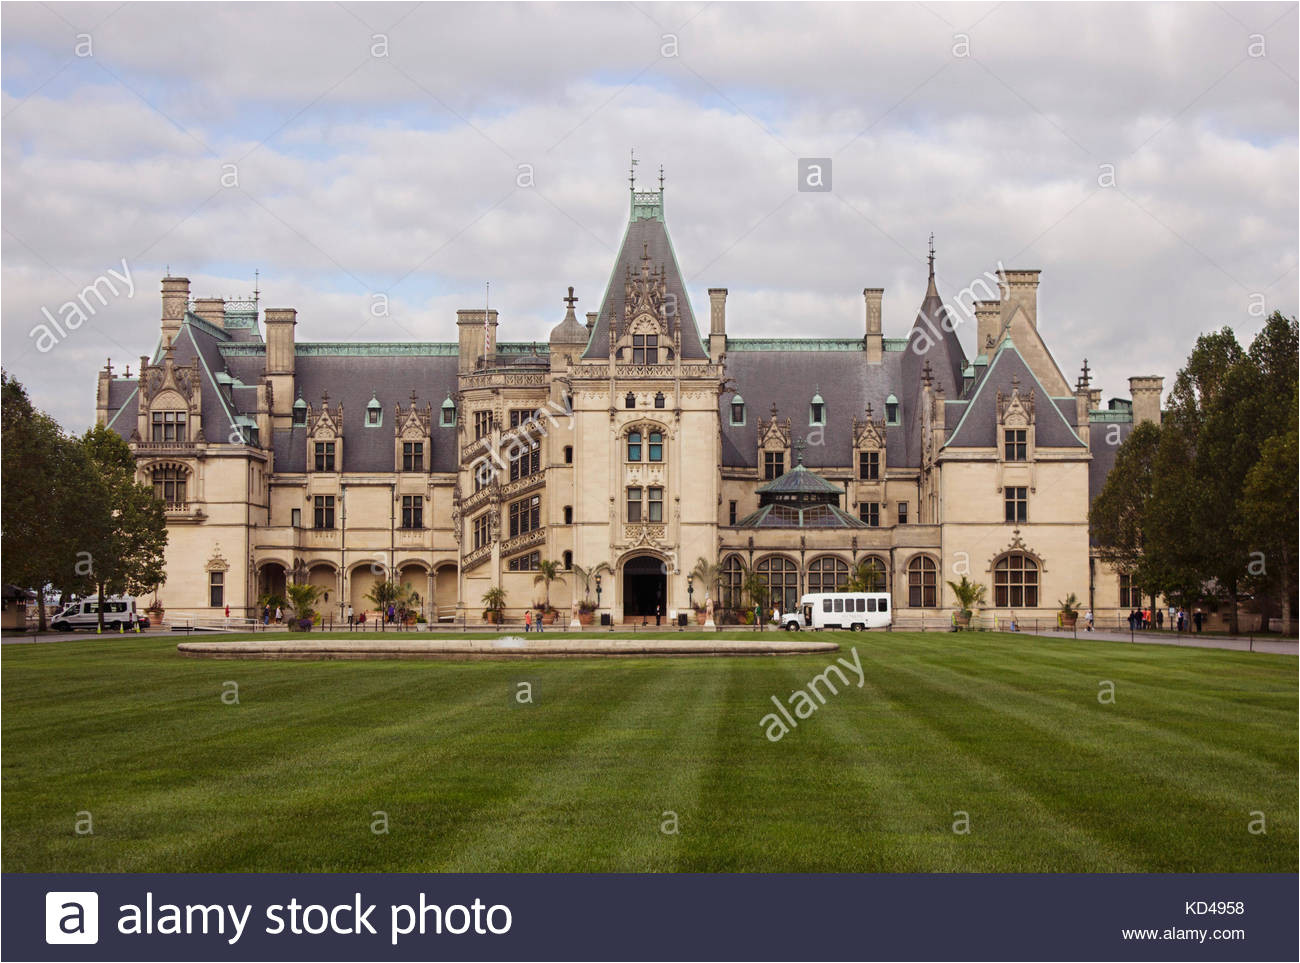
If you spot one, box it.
[730,394,746,426]
[440,396,456,427]
[625,392,636,409]
[632,333,658,364]
[365,393,382,427]
[292,398,307,427]
[1004,428,1027,461]
[151,410,186,442]
[809,391,826,426]
[885,394,900,425]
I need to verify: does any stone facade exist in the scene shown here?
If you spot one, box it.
[96,182,1161,627]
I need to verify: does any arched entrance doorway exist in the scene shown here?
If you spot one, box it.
[257,562,287,603]
[622,554,666,620]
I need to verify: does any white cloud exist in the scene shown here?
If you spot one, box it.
[1,1,1295,429]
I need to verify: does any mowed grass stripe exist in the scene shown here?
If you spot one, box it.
[865,645,1294,871]
[443,660,729,872]
[2,633,1294,872]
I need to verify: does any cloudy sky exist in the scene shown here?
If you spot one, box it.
[3,1,1296,430]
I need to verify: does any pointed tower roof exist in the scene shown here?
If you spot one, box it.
[582,170,708,360]
[899,236,968,465]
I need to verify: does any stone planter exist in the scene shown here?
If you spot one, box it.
[954,611,971,630]
[1060,614,1078,629]
[541,610,556,625]
[578,610,594,626]
[696,611,707,625]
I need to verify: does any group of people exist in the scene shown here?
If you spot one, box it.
[261,605,283,626]
[1127,607,1204,633]
[523,609,546,632]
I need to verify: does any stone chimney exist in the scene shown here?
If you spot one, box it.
[863,288,883,363]
[974,300,1001,355]
[192,297,225,328]
[263,308,297,419]
[1129,376,1164,427]
[708,288,728,362]
[457,308,498,374]
[161,276,190,343]
[996,269,1041,328]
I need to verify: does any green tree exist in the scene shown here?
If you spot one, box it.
[846,558,887,592]
[1,373,71,630]
[946,575,987,618]
[571,561,611,603]
[532,559,565,611]
[76,425,168,632]
[286,583,323,625]
[1090,421,1163,601]
[1235,400,1298,632]
[689,556,721,608]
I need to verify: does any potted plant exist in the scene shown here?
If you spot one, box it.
[577,599,596,626]
[1058,593,1081,629]
[286,582,322,633]
[533,560,565,624]
[481,586,507,625]
[946,576,987,630]
[572,561,611,618]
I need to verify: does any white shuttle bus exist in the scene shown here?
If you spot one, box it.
[781,592,892,631]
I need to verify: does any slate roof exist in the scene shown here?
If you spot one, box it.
[944,339,1084,449]
[719,348,909,468]
[582,191,707,360]
[899,268,967,466]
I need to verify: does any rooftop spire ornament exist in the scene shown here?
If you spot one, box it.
[629,148,638,190]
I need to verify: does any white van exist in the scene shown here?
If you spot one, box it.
[781,592,892,631]
[51,596,147,632]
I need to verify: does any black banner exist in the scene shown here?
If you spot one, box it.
[7,873,1296,961]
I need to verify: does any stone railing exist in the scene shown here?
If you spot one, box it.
[461,543,492,571]
[135,440,200,453]
[615,364,677,378]
[461,435,491,462]
[460,371,547,390]
[501,527,546,555]
[500,472,545,500]
[623,523,667,544]
[458,486,492,515]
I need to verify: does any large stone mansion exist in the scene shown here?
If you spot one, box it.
[96,179,1162,625]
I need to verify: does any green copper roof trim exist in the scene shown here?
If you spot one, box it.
[184,311,232,343]
[943,340,1085,449]
[726,338,866,352]
[630,188,665,223]
[883,338,908,351]
[299,343,458,357]
[183,325,241,440]
[104,386,138,431]
[1089,410,1133,423]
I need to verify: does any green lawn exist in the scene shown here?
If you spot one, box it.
[2,631,1295,872]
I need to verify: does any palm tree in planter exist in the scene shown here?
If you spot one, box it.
[689,556,721,622]
[1058,593,1081,629]
[286,583,323,632]
[481,585,507,625]
[946,575,987,630]
[533,559,565,624]
[571,561,610,624]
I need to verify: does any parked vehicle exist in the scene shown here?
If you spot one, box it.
[50,596,147,632]
[781,592,892,631]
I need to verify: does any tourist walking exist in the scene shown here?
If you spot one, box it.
[275,605,282,624]
[262,605,270,626]
[536,608,545,633]
[524,610,532,633]
[1193,610,1204,633]
[1085,608,1093,632]
[1156,609,1163,630]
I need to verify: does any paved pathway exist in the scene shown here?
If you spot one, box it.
[1020,626,1297,655]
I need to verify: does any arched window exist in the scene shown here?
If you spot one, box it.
[994,554,1038,607]
[626,431,642,462]
[757,555,799,615]
[807,556,849,594]
[648,431,663,462]
[907,556,937,607]
[654,391,665,409]
[855,556,888,592]
[152,467,187,507]
[722,555,744,610]
[625,392,636,409]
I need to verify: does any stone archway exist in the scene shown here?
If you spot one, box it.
[433,564,458,622]
[305,563,339,621]
[396,562,429,619]
[621,554,667,621]
[349,562,384,620]
[257,562,288,603]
